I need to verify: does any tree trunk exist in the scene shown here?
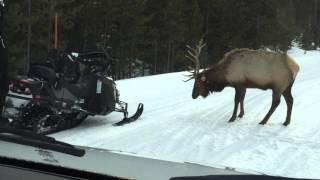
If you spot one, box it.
[154,41,158,74]
[128,40,134,77]
[171,44,175,72]
[142,60,145,76]
[314,0,318,47]
[47,6,52,51]
[26,0,31,74]
[128,58,132,78]
[205,11,209,65]
[167,41,171,73]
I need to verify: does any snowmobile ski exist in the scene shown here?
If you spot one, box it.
[114,103,144,126]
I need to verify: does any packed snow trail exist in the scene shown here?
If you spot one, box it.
[52,47,320,179]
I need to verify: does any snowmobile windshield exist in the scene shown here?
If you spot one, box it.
[0,124,85,157]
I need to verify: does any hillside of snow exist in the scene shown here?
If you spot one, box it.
[52,47,320,179]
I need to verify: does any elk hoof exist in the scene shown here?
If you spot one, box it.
[238,113,244,118]
[228,117,236,123]
[283,121,290,126]
[259,120,267,125]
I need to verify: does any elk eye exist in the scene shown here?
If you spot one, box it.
[200,75,206,82]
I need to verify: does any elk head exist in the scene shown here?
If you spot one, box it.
[184,39,208,99]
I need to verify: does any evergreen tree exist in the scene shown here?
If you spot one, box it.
[3,0,320,78]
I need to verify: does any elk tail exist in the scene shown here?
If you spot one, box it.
[287,55,300,80]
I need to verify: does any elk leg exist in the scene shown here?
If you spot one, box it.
[282,84,293,126]
[259,90,281,125]
[229,88,241,122]
[238,88,246,118]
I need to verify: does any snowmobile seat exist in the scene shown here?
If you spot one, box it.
[28,65,57,86]
[10,76,44,95]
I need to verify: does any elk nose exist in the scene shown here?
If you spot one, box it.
[192,94,197,99]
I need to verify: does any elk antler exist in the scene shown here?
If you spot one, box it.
[184,39,206,82]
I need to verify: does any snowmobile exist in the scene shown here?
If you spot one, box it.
[1,50,143,134]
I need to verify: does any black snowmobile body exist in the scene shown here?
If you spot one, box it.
[2,50,143,134]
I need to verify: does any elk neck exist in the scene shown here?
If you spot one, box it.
[202,64,230,92]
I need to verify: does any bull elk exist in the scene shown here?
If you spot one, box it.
[185,39,300,126]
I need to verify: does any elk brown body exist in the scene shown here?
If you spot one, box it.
[192,48,300,126]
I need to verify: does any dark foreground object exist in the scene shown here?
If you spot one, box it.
[2,138,312,180]
[0,25,9,121]
[0,156,126,180]
[170,175,308,180]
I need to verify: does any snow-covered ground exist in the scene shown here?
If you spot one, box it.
[52,46,320,179]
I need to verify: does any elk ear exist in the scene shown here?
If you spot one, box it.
[200,75,206,82]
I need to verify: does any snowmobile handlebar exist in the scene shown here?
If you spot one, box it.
[78,52,107,59]
[68,51,113,68]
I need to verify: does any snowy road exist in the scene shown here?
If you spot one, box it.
[52,47,320,179]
